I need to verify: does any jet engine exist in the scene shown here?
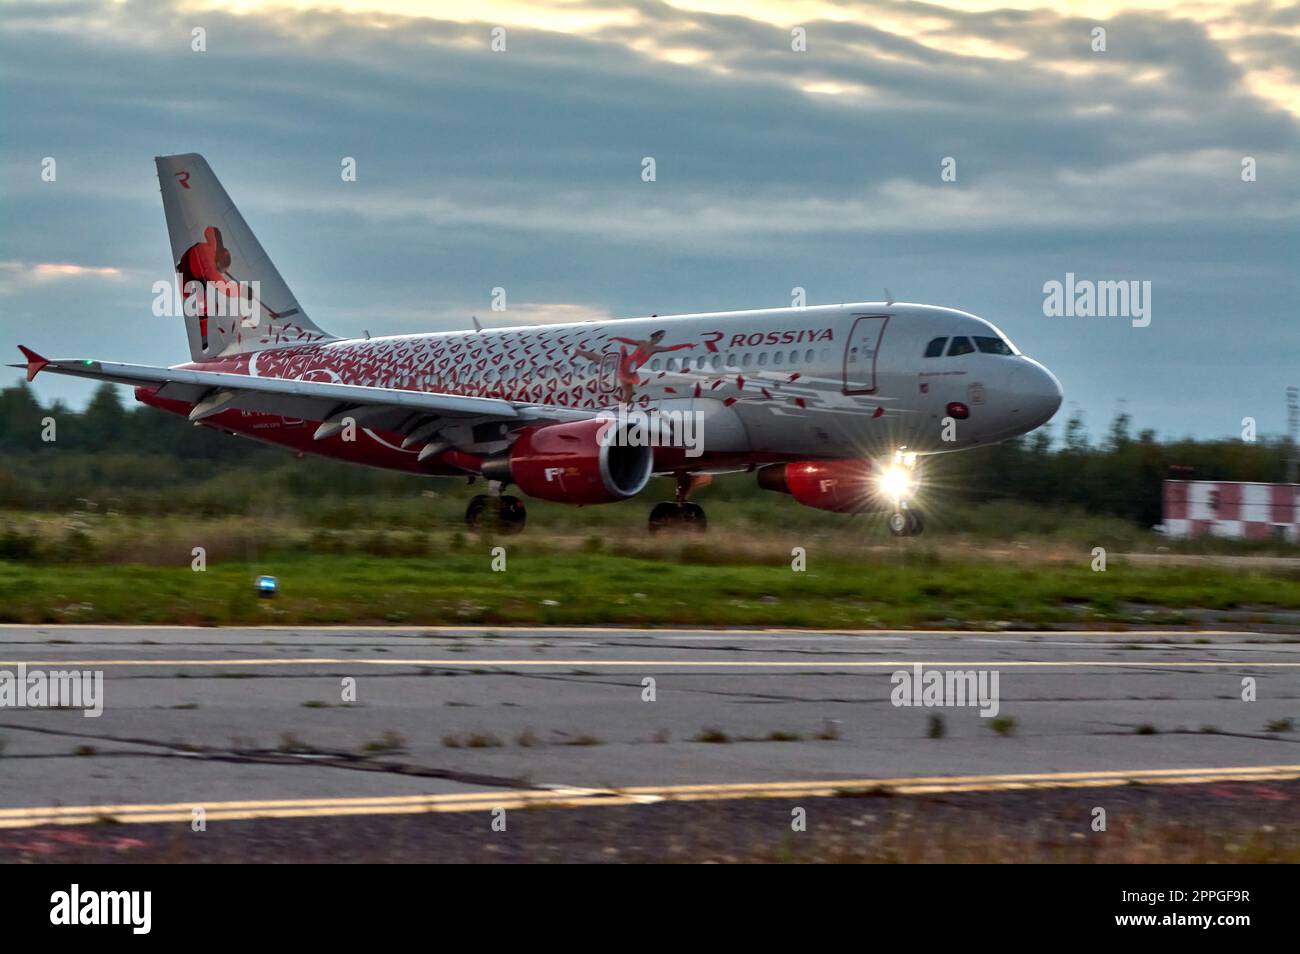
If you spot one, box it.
[756,460,877,513]
[480,418,654,505]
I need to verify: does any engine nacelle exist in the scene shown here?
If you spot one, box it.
[757,460,876,513]
[481,418,654,505]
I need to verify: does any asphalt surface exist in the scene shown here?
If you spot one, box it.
[4,778,1297,863]
[0,624,1296,819]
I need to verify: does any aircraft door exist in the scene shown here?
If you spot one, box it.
[843,315,889,394]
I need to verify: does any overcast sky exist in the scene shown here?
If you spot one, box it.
[2,0,1296,440]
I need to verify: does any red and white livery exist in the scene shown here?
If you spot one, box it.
[14,154,1064,536]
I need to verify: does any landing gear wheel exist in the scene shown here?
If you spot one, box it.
[466,494,490,532]
[650,472,710,534]
[465,494,527,535]
[649,502,683,534]
[888,508,924,537]
[680,502,708,533]
[497,495,527,536]
[648,501,709,534]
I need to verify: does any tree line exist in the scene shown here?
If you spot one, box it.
[0,382,1292,527]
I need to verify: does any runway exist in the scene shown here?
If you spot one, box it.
[1,624,1297,834]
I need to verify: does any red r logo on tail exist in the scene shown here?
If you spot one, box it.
[175,171,191,190]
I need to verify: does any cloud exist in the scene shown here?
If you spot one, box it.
[1,0,1296,438]
[147,0,1300,117]
[0,260,128,294]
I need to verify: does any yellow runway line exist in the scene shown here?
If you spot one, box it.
[0,765,1296,829]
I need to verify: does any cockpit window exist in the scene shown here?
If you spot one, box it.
[947,336,974,356]
[974,336,1014,355]
[924,337,947,358]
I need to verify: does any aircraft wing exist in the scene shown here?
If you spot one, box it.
[11,346,595,430]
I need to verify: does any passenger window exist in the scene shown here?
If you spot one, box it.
[773,352,784,366]
[742,353,753,367]
[805,349,814,363]
[758,353,768,366]
[696,356,706,370]
[789,350,798,364]
[711,354,721,370]
[650,359,660,371]
[726,353,737,367]
[947,336,974,356]
[924,337,948,358]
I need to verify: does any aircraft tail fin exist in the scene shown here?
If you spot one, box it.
[155,153,336,362]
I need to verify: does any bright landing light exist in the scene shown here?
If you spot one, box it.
[877,464,915,502]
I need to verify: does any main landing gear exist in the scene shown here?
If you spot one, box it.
[649,501,708,533]
[648,473,710,534]
[465,491,527,535]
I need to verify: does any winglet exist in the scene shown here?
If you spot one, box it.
[17,345,49,382]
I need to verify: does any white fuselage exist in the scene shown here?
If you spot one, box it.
[266,301,1062,465]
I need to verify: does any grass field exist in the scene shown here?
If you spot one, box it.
[2,511,1297,627]
[2,493,1298,627]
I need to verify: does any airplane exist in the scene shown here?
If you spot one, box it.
[13,154,1062,536]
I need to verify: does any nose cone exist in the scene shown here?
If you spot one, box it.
[1010,360,1063,429]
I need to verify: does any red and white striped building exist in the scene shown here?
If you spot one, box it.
[1162,480,1300,541]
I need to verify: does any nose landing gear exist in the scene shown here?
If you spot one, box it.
[887,507,924,537]
[881,448,923,536]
